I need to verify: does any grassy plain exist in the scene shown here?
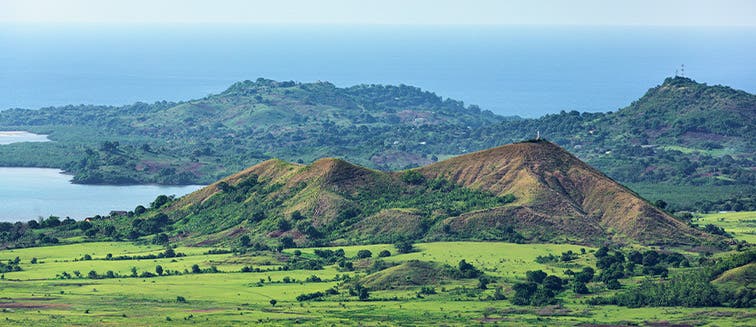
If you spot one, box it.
[695,211,756,244]
[1,241,754,326]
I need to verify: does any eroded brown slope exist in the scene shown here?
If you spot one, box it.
[418,140,708,245]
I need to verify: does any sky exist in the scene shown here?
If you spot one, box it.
[1,0,755,26]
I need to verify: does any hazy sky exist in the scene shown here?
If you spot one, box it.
[1,0,754,26]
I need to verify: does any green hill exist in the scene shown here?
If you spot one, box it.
[131,140,714,248]
[0,79,503,184]
[0,77,753,211]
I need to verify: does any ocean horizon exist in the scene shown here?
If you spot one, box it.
[1,24,755,117]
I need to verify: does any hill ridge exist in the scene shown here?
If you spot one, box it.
[158,140,712,247]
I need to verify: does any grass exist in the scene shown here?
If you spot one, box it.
[661,145,735,157]
[694,211,756,244]
[0,241,753,326]
[626,182,751,210]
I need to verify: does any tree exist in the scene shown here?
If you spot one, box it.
[543,275,563,292]
[27,220,40,229]
[155,265,164,276]
[290,211,305,221]
[280,236,296,249]
[191,264,201,274]
[575,267,595,283]
[458,259,482,278]
[573,282,590,294]
[654,199,668,210]
[394,240,414,254]
[401,170,425,185]
[152,233,169,245]
[240,235,251,247]
[134,205,147,215]
[277,218,291,231]
[378,250,391,257]
[512,282,538,305]
[151,195,171,209]
[269,299,277,307]
[526,270,547,284]
[356,250,372,259]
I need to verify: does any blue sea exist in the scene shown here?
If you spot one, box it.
[1,24,755,117]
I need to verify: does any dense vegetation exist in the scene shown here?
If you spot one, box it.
[1,77,753,211]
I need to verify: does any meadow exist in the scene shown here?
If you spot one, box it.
[1,240,754,326]
[694,211,756,244]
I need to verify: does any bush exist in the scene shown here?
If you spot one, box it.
[296,291,324,302]
[176,296,186,303]
[378,250,391,257]
[401,171,425,185]
[356,249,372,259]
[394,240,414,254]
[526,270,547,284]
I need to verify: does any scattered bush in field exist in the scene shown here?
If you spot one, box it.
[176,296,186,303]
[394,240,414,254]
[378,250,391,258]
[296,291,324,302]
[305,275,322,282]
[457,260,482,278]
[356,249,372,259]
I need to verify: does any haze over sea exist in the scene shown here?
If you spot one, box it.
[1,24,755,117]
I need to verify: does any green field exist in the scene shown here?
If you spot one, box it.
[1,241,753,326]
[695,211,756,244]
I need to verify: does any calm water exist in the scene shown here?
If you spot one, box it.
[0,167,202,222]
[0,132,202,222]
[1,24,754,117]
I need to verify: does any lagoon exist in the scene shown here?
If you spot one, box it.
[0,131,203,222]
[0,167,202,222]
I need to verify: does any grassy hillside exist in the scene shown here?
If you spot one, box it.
[65,140,713,250]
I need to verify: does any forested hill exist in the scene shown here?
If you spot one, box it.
[0,77,753,210]
[0,79,505,184]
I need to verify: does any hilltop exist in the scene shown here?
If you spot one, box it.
[135,140,713,248]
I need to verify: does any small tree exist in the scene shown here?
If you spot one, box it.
[526,270,547,284]
[401,170,425,185]
[356,249,372,259]
[155,265,164,276]
[240,235,251,247]
[378,250,391,257]
[394,240,414,254]
[269,299,277,307]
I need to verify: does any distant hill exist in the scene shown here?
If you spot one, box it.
[0,76,753,211]
[479,77,755,185]
[150,140,712,248]
[0,79,504,184]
